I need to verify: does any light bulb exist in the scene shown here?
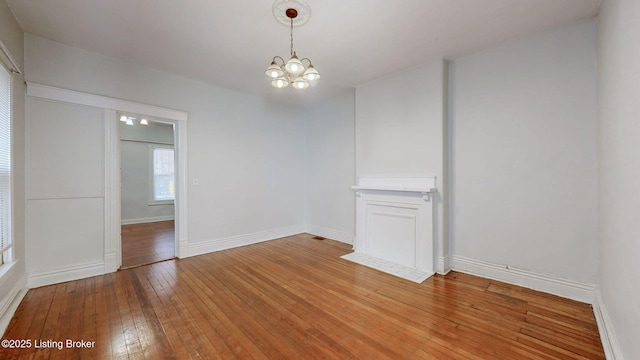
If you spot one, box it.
[120,115,127,122]
[265,61,283,78]
[125,119,134,126]
[293,77,309,90]
[285,52,304,75]
[140,119,148,125]
[303,65,320,81]
[271,77,289,88]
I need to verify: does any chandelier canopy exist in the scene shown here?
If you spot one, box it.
[265,0,319,90]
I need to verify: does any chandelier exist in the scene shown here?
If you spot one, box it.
[265,0,319,89]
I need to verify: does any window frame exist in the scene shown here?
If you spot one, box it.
[0,46,16,268]
[148,144,175,206]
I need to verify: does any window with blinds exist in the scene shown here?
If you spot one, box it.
[0,64,11,266]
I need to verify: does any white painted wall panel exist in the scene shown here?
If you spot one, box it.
[304,93,355,243]
[356,62,445,178]
[597,0,640,357]
[451,19,598,284]
[26,198,104,274]
[27,98,104,199]
[26,97,106,284]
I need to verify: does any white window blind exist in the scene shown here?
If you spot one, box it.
[0,64,11,265]
[152,147,175,201]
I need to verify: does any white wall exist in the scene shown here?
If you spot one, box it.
[303,92,355,243]
[355,60,449,272]
[120,121,175,223]
[450,19,598,285]
[597,0,640,358]
[0,0,27,335]
[24,33,306,256]
[26,98,107,285]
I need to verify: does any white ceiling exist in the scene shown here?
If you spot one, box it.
[6,0,601,103]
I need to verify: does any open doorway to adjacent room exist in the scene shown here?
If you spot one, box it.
[118,113,176,268]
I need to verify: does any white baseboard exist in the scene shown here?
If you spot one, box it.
[121,215,174,225]
[436,256,450,275]
[450,255,596,304]
[27,261,105,288]
[305,224,354,245]
[0,274,27,336]
[188,225,305,257]
[593,287,624,360]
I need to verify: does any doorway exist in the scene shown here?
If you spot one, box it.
[118,113,176,268]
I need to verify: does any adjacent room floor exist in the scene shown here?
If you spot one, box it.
[121,220,175,269]
[1,234,605,359]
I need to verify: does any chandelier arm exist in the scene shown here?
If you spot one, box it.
[272,56,286,65]
[300,58,313,66]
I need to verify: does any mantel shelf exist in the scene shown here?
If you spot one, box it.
[350,185,436,193]
[351,177,437,195]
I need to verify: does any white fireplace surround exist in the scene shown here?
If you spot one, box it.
[343,177,437,283]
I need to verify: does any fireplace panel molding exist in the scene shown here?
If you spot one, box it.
[344,177,436,283]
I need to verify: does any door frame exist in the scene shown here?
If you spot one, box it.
[108,110,188,271]
[111,113,187,270]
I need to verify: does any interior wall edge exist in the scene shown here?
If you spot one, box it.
[305,224,354,245]
[436,256,450,275]
[593,287,625,360]
[187,225,306,258]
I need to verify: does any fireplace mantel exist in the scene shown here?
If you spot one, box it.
[351,177,436,200]
[342,177,437,283]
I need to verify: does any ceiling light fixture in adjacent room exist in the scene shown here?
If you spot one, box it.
[265,0,319,90]
[120,115,149,125]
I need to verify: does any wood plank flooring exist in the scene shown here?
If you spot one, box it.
[121,221,175,269]
[1,234,605,359]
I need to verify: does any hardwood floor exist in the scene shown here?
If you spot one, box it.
[121,221,175,269]
[1,234,604,359]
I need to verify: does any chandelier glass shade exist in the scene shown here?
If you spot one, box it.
[265,4,319,90]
